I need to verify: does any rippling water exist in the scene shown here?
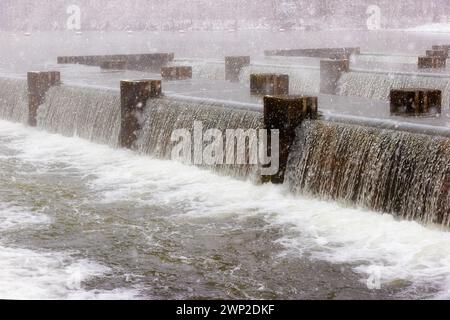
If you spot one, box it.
[2,120,450,299]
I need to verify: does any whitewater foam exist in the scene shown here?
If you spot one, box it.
[2,120,450,298]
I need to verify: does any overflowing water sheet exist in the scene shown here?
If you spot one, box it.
[38,85,121,147]
[286,120,450,226]
[0,78,28,124]
[136,97,263,179]
[338,71,450,108]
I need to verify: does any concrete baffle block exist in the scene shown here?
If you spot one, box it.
[125,53,174,72]
[432,45,450,57]
[320,59,349,95]
[100,60,127,70]
[426,50,448,59]
[250,73,289,95]
[57,56,68,64]
[161,66,193,80]
[418,56,446,69]
[27,71,61,127]
[262,95,318,184]
[390,88,441,115]
[119,80,162,149]
[225,56,250,82]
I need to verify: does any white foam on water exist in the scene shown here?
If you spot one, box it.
[0,144,140,299]
[0,204,50,232]
[2,120,450,299]
[0,245,129,300]
[0,214,140,300]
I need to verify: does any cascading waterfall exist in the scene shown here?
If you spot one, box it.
[338,71,450,108]
[37,86,121,147]
[286,120,450,226]
[240,65,320,94]
[136,97,263,179]
[0,77,28,124]
[0,78,262,179]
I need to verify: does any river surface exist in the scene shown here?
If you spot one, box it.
[1,120,450,299]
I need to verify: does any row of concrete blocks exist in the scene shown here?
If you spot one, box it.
[57,54,249,82]
[57,53,175,72]
[418,45,450,69]
[264,47,361,59]
[26,71,317,184]
[57,53,348,92]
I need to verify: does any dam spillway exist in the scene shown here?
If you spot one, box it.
[1,28,450,300]
[1,68,448,225]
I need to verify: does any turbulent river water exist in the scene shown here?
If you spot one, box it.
[2,120,450,300]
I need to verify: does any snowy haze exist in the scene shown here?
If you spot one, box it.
[0,0,449,31]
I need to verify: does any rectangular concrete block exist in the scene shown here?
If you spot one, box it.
[263,95,318,184]
[161,66,193,80]
[100,60,127,70]
[225,56,250,82]
[432,45,450,57]
[418,56,446,69]
[250,73,289,95]
[390,88,441,115]
[120,80,162,149]
[320,59,350,94]
[426,50,447,59]
[27,71,61,126]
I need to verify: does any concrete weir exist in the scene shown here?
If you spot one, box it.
[119,79,162,149]
[4,65,448,226]
[27,71,60,126]
[161,66,192,80]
